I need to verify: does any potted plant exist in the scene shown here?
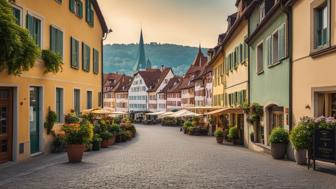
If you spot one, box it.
[228,126,239,145]
[269,127,289,159]
[290,124,310,165]
[100,130,113,148]
[63,119,93,163]
[214,128,224,144]
[183,120,192,134]
[108,123,121,145]
[92,134,102,151]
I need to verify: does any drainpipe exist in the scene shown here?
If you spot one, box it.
[283,2,293,130]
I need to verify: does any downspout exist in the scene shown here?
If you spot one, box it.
[283,1,293,130]
[101,37,104,108]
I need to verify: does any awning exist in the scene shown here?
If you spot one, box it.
[111,111,128,115]
[204,108,228,115]
[204,107,244,115]
[168,109,202,118]
[145,111,165,116]
[91,108,112,115]
[185,106,222,110]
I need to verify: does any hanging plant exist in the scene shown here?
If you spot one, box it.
[42,50,63,73]
[44,107,57,135]
[243,103,264,142]
[0,0,40,75]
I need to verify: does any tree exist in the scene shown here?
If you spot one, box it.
[0,0,40,75]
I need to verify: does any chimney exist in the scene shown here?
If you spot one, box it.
[160,65,164,72]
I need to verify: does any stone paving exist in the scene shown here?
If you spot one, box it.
[0,125,336,189]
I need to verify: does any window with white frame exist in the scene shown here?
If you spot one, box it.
[256,42,264,74]
[313,0,330,49]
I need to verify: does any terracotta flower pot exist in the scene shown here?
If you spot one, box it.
[67,144,85,163]
[294,149,307,165]
[271,143,286,159]
[108,135,116,146]
[216,137,224,144]
[101,139,109,148]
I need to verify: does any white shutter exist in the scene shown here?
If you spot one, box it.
[278,24,286,59]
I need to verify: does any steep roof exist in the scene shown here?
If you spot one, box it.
[112,75,133,93]
[178,48,208,90]
[159,76,182,93]
[135,68,171,92]
[136,29,147,71]
[103,73,123,93]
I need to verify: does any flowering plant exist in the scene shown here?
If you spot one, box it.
[63,119,93,145]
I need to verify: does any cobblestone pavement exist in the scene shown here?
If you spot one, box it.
[1,125,336,189]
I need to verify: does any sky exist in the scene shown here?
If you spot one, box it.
[98,0,236,48]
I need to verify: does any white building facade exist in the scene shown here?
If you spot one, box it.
[128,74,148,112]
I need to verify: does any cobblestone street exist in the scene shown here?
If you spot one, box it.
[0,125,335,189]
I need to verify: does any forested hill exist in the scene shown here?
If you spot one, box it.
[103,43,207,76]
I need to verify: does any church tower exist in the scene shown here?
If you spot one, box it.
[135,29,148,71]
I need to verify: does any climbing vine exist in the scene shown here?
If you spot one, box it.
[42,50,63,73]
[0,0,40,75]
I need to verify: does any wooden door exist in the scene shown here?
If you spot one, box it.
[0,88,13,163]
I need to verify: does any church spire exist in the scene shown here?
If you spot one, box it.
[136,29,147,71]
[146,58,152,69]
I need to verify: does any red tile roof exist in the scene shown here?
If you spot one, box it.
[112,75,133,92]
[178,49,208,90]
[136,68,172,92]
[103,73,123,93]
[159,76,182,93]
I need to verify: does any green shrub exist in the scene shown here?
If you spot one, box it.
[42,49,63,73]
[100,131,113,140]
[162,117,177,126]
[64,112,80,124]
[116,131,129,142]
[269,127,289,144]
[290,124,310,150]
[44,107,57,135]
[183,120,192,130]
[108,123,121,135]
[192,117,199,127]
[62,120,93,145]
[0,0,40,75]
[214,129,224,138]
[228,127,239,140]
[92,134,102,142]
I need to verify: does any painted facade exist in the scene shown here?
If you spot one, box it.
[103,73,122,111]
[247,0,290,146]
[292,0,336,124]
[0,0,107,162]
[220,0,250,146]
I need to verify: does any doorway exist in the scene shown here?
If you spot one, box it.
[30,87,41,154]
[0,88,13,163]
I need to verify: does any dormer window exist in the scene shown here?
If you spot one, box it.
[260,1,265,22]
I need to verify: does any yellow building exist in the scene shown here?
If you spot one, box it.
[222,0,249,146]
[208,36,225,128]
[0,0,108,163]
[292,0,336,123]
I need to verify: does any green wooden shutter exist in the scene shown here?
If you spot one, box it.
[278,24,285,59]
[58,30,63,58]
[69,0,75,13]
[71,37,79,69]
[78,1,83,18]
[93,49,99,74]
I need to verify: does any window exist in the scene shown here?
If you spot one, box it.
[314,1,329,49]
[87,91,92,109]
[82,43,90,72]
[278,24,286,59]
[50,26,63,57]
[26,14,42,47]
[71,37,79,69]
[272,31,279,64]
[55,0,62,4]
[93,49,99,74]
[56,88,64,122]
[256,42,264,74]
[266,36,272,66]
[69,0,83,18]
[74,89,80,116]
[12,6,22,25]
[85,0,94,26]
[260,1,265,21]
